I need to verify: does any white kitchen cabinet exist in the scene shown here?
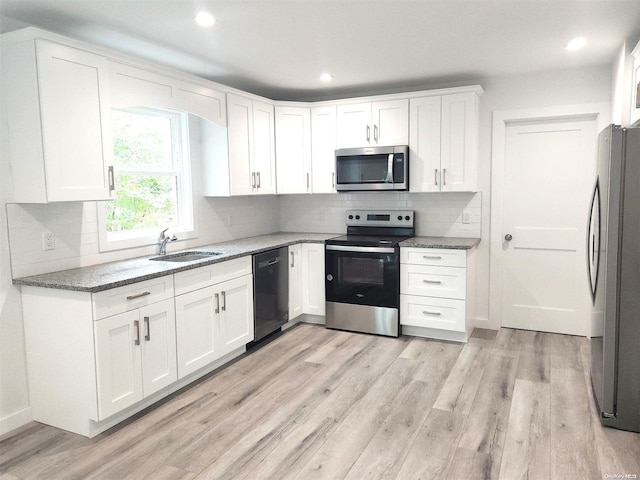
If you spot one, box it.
[109,61,174,109]
[289,244,303,320]
[311,105,337,193]
[2,38,114,202]
[94,298,177,419]
[174,80,226,126]
[275,106,312,194]
[631,40,640,126]
[410,92,479,192]
[336,99,408,148]
[227,93,276,196]
[400,247,475,342]
[301,243,325,316]
[174,256,254,378]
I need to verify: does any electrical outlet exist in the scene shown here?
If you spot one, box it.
[318,210,325,221]
[42,232,55,251]
[227,214,233,226]
[462,211,471,224]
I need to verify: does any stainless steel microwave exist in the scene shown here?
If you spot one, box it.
[335,145,409,191]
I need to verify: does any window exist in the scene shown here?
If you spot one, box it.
[98,107,195,251]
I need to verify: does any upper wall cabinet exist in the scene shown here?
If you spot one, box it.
[2,39,115,202]
[311,105,338,193]
[336,99,409,148]
[226,93,276,196]
[631,40,640,127]
[275,106,312,194]
[409,91,479,192]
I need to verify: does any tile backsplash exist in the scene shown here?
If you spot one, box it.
[7,191,480,278]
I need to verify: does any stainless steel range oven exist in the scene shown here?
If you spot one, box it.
[325,210,414,337]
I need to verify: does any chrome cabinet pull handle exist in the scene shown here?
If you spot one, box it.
[422,279,442,284]
[257,171,261,189]
[443,168,447,186]
[422,310,442,316]
[126,291,151,300]
[108,166,116,193]
[134,320,140,345]
[332,172,335,189]
[215,293,220,314]
[423,255,442,260]
[366,125,370,142]
[221,291,226,312]
[374,124,378,142]
[435,168,438,186]
[144,316,150,341]
[252,172,256,189]
[306,173,310,191]
[291,252,295,268]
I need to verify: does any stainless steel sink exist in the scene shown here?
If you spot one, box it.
[149,251,221,262]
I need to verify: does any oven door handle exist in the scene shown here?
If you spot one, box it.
[326,245,396,254]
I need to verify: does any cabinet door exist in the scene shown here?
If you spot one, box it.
[227,93,255,196]
[289,244,303,320]
[253,100,276,194]
[336,103,371,148]
[94,310,143,419]
[302,243,325,316]
[218,275,254,355]
[372,99,409,146]
[311,106,337,193]
[36,40,113,202]
[139,298,177,397]
[175,286,218,378]
[275,107,312,194]
[440,92,478,192]
[409,96,442,192]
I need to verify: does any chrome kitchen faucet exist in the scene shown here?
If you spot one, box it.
[158,228,178,255]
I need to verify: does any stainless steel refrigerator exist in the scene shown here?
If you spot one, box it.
[588,124,640,433]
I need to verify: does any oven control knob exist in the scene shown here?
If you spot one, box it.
[326,274,333,281]
[355,215,360,220]
[398,215,402,220]
[348,215,353,220]
[405,215,410,221]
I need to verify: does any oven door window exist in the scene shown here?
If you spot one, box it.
[326,249,399,308]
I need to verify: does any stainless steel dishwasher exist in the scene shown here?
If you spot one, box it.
[252,247,289,342]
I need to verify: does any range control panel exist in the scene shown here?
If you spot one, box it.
[345,210,414,228]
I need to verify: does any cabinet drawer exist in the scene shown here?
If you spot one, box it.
[174,256,252,295]
[400,294,465,332]
[401,247,466,267]
[400,264,465,299]
[92,276,174,320]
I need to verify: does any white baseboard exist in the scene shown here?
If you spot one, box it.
[0,407,32,436]
[473,316,498,330]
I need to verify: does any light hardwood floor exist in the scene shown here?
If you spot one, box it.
[1,323,639,480]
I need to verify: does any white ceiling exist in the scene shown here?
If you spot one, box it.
[1,0,640,101]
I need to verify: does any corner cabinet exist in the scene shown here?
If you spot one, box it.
[311,105,338,193]
[400,247,476,342]
[409,91,480,192]
[227,93,276,195]
[2,38,114,202]
[275,106,312,194]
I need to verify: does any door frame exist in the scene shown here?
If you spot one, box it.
[489,102,610,331]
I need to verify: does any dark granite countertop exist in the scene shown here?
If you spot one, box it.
[13,233,480,293]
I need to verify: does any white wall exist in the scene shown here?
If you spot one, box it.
[0,62,616,437]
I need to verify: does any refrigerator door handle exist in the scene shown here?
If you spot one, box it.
[587,177,601,302]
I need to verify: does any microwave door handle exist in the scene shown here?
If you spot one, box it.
[387,154,394,183]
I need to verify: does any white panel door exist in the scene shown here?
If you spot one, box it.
[501,118,596,335]
[441,92,477,192]
[175,286,218,378]
[311,105,337,193]
[372,99,409,146]
[302,243,325,316]
[275,106,311,194]
[253,100,276,194]
[227,93,254,196]
[336,103,371,148]
[94,310,143,419]
[36,40,113,201]
[139,298,177,397]
[409,96,442,192]
[218,275,254,355]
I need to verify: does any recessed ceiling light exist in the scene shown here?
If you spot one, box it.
[320,73,334,82]
[565,37,586,51]
[195,11,215,27]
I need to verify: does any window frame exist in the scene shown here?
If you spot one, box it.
[97,107,197,253]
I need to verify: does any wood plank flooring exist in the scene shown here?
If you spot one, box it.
[1,324,639,479]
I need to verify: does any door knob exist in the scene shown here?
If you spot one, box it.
[504,234,513,241]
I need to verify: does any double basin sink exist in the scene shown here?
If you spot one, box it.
[149,251,222,262]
